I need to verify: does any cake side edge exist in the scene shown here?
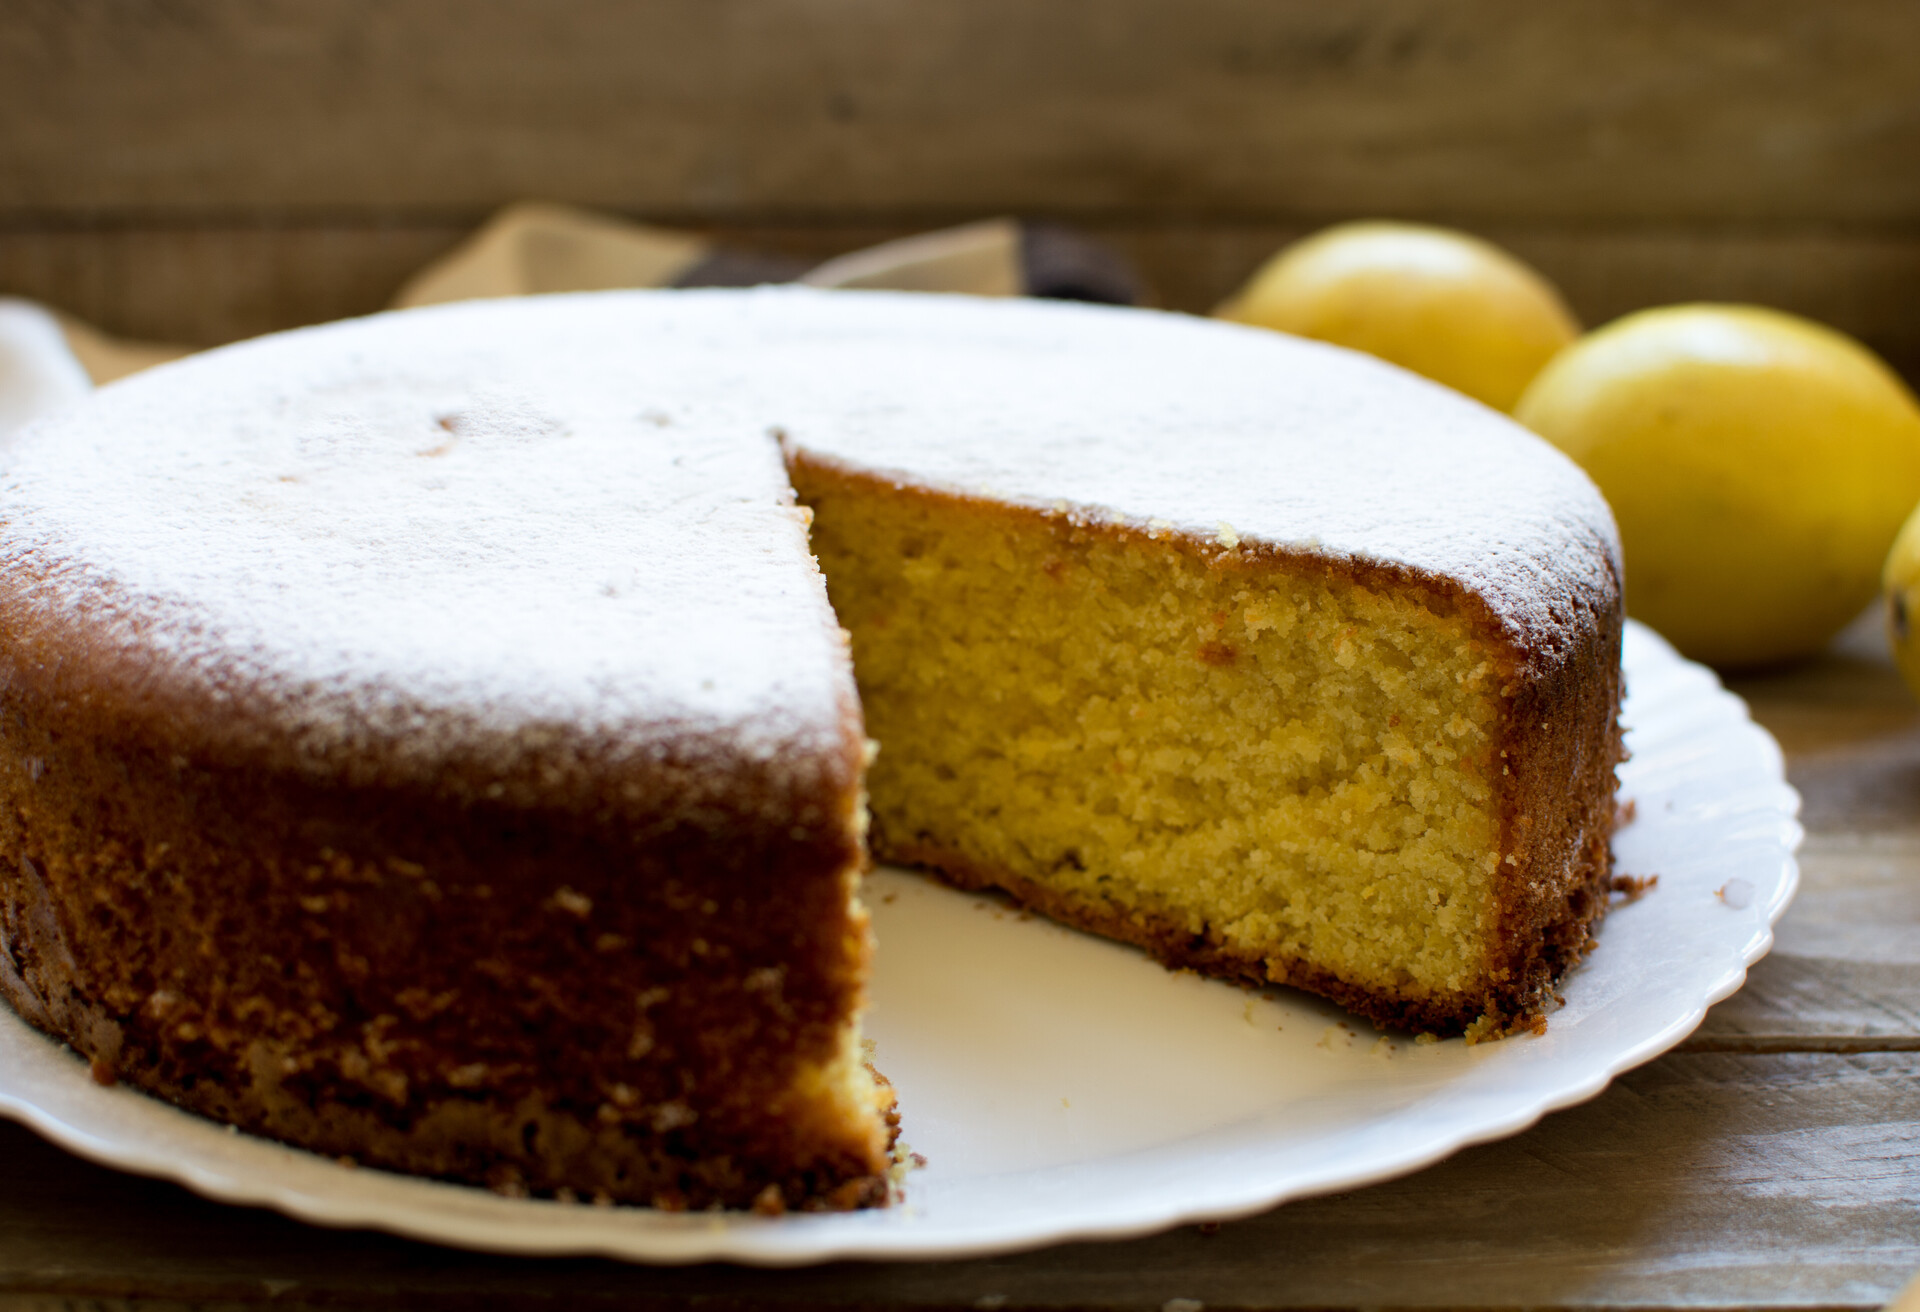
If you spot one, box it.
[1469,571,1628,1040]
[0,673,896,1213]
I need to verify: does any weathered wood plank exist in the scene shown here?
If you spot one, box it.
[6,0,1920,223]
[1,1051,1915,1309]
[3,221,1919,392]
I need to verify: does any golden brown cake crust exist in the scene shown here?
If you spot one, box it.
[0,678,891,1207]
[1476,593,1625,1037]
[0,666,892,1208]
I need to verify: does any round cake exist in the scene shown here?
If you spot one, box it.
[0,288,1622,1208]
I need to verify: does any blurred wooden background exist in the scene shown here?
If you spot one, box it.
[3,0,1918,383]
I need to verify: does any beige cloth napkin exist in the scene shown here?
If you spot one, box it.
[51,309,194,384]
[395,203,1026,308]
[397,202,1027,305]
[390,202,714,308]
[799,219,1022,296]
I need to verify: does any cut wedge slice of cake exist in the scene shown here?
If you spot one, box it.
[766,290,1624,1037]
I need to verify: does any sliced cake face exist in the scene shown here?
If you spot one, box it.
[794,473,1498,1002]
[794,463,1620,1034]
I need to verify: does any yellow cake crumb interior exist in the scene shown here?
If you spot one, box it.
[796,468,1512,1011]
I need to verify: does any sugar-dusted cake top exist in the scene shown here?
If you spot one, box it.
[743,290,1620,651]
[0,288,1617,798]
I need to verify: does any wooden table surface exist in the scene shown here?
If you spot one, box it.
[4,621,1918,1312]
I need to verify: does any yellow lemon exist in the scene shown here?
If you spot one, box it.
[1216,221,1580,412]
[1515,305,1920,670]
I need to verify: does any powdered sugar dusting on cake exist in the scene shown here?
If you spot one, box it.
[0,298,866,798]
[727,290,1620,657]
[0,289,1617,794]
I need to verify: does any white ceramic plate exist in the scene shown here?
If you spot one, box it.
[0,621,1799,1264]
